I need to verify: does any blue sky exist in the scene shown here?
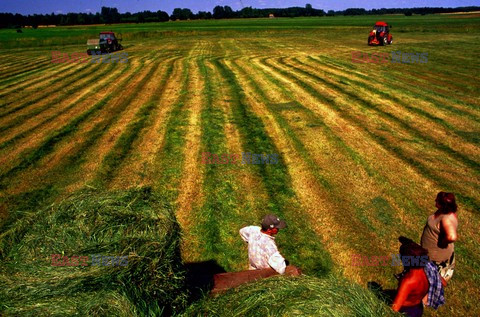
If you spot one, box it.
[0,0,478,15]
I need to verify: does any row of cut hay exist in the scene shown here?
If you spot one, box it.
[303,57,480,156]
[0,60,131,152]
[401,39,479,83]
[4,48,141,101]
[308,55,480,118]
[332,41,476,95]
[182,274,398,317]
[0,59,97,109]
[0,62,117,138]
[0,55,49,71]
[146,45,210,262]
[0,60,61,92]
[0,61,98,120]
[157,43,210,235]
[295,55,480,138]
[279,56,480,204]
[205,53,271,252]
[0,188,187,316]
[172,56,205,220]
[110,55,184,189]
[0,57,52,81]
[379,68,480,116]
[0,60,76,99]
[0,53,38,70]
[2,51,164,195]
[226,55,363,273]
[150,55,193,199]
[0,60,98,117]
[236,39,476,215]
[0,48,170,161]
[92,61,168,187]
[184,56,227,261]
[215,41,275,226]
[0,55,150,223]
[0,52,155,191]
[77,53,177,189]
[259,56,480,212]
[0,62,134,178]
[99,48,186,189]
[258,51,480,235]
[277,56,480,173]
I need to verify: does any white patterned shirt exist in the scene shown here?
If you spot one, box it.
[239,226,286,274]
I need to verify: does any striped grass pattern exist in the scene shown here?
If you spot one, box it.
[0,16,479,316]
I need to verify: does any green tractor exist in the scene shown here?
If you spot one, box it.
[87,32,123,55]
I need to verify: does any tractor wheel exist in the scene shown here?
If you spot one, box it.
[368,36,373,45]
[388,36,393,45]
[382,36,388,46]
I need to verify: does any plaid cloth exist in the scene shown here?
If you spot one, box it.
[424,261,445,309]
[239,226,286,274]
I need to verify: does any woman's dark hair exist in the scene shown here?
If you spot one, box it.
[436,192,457,214]
[399,242,428,258]
[398,236,429,268]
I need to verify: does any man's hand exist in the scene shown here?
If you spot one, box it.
[422,294,428,306]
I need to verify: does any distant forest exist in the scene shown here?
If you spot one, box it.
[1,4,479,28]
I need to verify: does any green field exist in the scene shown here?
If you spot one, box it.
[0,14,479,316]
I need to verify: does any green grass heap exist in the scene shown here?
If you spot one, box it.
[182,274,399,317]
[0,187,186,316]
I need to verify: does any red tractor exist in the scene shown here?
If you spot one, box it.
[368,21,393,46]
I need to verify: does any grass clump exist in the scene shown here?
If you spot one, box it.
[0,187,187,316]
[182,274,399,317]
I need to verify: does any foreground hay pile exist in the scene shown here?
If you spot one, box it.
[0,188,186,316]
[0,187,398,317]
[183,274,399,317]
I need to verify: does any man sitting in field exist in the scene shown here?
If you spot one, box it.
[212,215,300,293]
[239,214,288,274]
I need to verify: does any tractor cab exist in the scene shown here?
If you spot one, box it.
[373,25,387,33]
[100,32,115,41]
[368,21,393,46]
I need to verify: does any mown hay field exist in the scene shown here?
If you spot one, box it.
[0,14,479,316]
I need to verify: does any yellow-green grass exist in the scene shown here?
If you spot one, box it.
[0,14,479,316]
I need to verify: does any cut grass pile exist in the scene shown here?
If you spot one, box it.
[0,187,187,316]
[182,274,399,317]
[0,187,400,317]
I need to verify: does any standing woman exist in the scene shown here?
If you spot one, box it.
[421,192,458,283]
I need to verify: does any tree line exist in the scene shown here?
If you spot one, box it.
[1,4,479,28]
